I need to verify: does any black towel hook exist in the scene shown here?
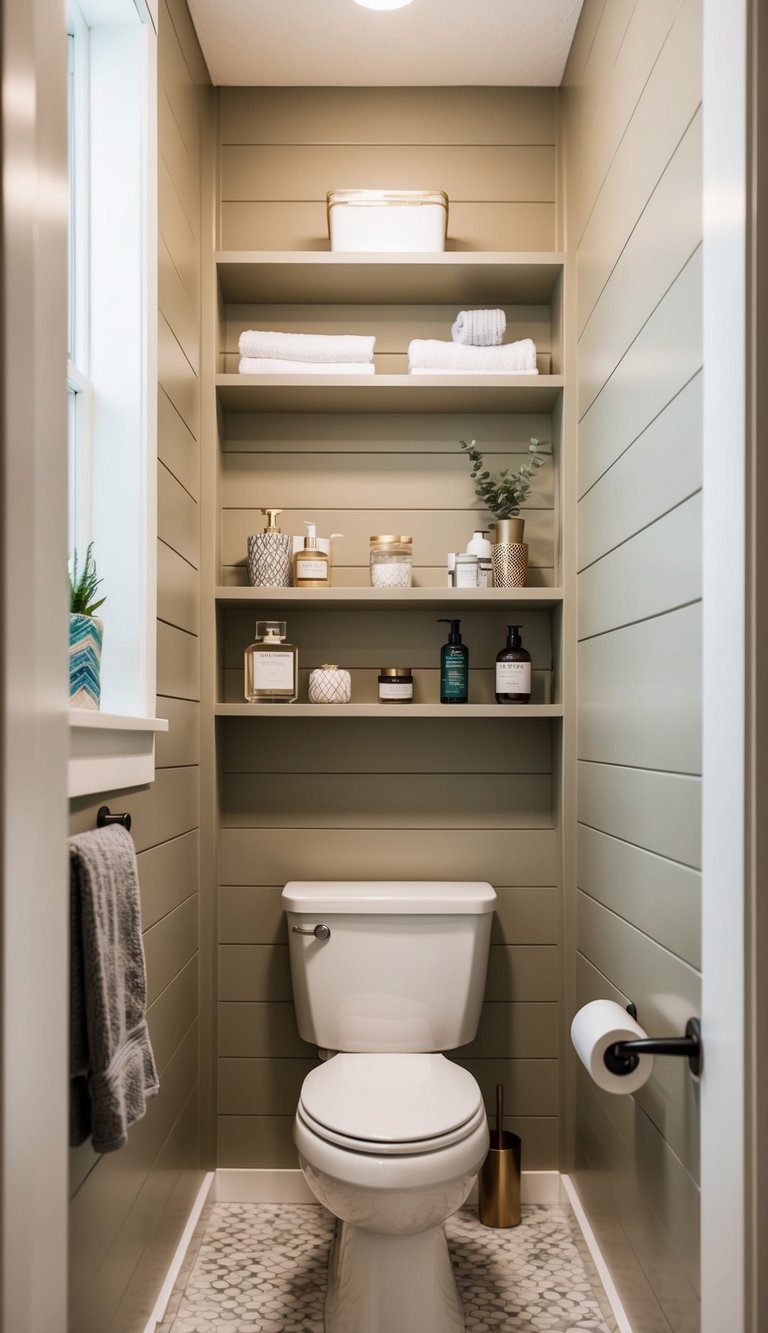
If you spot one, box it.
[603,1002,703,1078]
[96,805,132,832]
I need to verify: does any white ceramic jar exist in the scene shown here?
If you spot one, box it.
[308,665,352,705]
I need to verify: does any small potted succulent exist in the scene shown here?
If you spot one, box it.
[69,543,106,709]
[459,437,546,586]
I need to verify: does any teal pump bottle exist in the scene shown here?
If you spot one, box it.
[438,618,469,704]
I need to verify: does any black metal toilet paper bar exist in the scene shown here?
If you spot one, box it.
[603,1004,703,1078]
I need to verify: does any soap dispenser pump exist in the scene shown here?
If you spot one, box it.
[438,618,469,704]
[495,624,531,703]
[292,521,330,588]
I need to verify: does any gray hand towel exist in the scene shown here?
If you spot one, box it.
[69,825,159,1152]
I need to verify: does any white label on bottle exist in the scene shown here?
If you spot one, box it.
[296,558,328,581]
[496,660,531,693]
[379,680,413,700]
[455,562,478,588]
[254,651,295,690]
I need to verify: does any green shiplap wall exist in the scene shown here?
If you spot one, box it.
[563,3,702,1331]
[66,3,209,1329]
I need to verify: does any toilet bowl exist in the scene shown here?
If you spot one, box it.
[281,879,497,1333]
[295,1054,489,1333]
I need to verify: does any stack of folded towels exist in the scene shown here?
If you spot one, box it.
[239,330,376,375]
[408,308,538,375]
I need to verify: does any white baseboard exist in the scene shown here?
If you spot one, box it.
[141,1171,215,1333]
[214,1167,562,1207]
[560,1175,633,1333]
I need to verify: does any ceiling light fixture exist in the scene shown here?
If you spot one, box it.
[353,0,414,10]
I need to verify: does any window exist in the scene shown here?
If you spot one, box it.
[66,0,166,795]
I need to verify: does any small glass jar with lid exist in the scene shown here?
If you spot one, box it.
[369,535,413,589]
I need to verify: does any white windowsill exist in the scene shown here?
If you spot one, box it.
[68,710,169,798]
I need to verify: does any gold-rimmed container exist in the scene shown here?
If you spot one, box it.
[327,189,449,252]
[478,1084,521,1228]
[369,535,413,589]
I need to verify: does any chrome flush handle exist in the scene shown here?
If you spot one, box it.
[291,923,331,940]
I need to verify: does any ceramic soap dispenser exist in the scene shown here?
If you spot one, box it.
[247,507,292,587]
[292,521,330,588]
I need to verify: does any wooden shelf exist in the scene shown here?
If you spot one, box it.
[215,373,563,414]
[216,703,563,719]
[216,586,563,611]
[215,251,565,306]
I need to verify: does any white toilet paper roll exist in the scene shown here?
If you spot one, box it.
[570,1000,654,1095]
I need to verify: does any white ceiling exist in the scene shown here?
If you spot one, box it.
[187,0,584,88]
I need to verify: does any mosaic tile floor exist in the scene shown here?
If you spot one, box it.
[157,1202,618,1333]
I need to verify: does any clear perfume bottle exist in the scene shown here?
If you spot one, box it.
[244,620,298,703]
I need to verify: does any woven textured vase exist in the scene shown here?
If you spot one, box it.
[492,542,529,588]
[308,665,352,704]
[69,614,104,709]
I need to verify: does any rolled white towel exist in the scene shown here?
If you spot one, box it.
[239,357,375,375]
[451,309,506,346]
[408,338,538,373]
[239,329,375,364]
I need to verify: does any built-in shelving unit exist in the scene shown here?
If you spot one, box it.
[216,703,564,719]
[215,373,563,415]
[215,586,564,611]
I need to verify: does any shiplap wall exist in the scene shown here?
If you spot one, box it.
[563,4,702,1331]
[215,87,563,1171]
[65,3,209,1329]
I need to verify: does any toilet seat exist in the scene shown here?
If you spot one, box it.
[298,1053,485,1155]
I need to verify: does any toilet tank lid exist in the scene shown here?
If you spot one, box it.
[282,881,497,914]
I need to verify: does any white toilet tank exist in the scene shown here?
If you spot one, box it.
[282,881,497,1052]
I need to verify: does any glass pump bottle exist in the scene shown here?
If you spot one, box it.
[244,621,298,703]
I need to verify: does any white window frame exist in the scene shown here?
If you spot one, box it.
[67,0,167,796]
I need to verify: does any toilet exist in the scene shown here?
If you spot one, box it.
[281,879,497,1333]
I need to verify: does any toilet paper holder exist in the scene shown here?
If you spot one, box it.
[603,1004,703,1078]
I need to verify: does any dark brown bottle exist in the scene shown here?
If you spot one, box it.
[495,625,531,703]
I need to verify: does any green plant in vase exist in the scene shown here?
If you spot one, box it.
[459,437,547,587]
[69,542,106,709]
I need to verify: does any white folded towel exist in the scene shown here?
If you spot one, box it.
[451,309,506,346]
[408,338,538,373]
[239,357,375,375]
[239,330,375,364]
[410,367,538,376]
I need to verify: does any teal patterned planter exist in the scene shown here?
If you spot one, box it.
[69,614,104,710]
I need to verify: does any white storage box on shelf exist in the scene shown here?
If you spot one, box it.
[327,188,448,252]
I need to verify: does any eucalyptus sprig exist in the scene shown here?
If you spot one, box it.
[459,437,545,519]
[69,542,106,617]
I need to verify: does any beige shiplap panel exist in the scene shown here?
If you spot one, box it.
[147,956,199,1074]
[220,944,292,1002]
[157,620,200,702]
[158,313,200,442]
[561,0,608,86]
[457,1002,559,1059]
[159,85,200,245]
[578,823,701,969]
[138,829,199,930]
[158,460,199,569]
[221,508,555,580]
[158,387,200,501]
[576,907,700,1182]
[217,1112,559,1171]
[578,495,701,640]
[220,145,556,205]
[579,603,701,773]
[221,451,554,511]
[155,697,200,769]
[220,1003,315,1060]
[486,946,560,1002]
[578,373,702,570]
[68,767,199,852]
[568,1,683,251]
[219,87,557,147]
[158,154,200,313]
[219,828,558,887]
[576,0,702,332]
[157,538,199,636]
[578,246,702,497]
[144,893,198,1005]
[578,760,701,869]
[452,1058,558,1118]
[223,411,552,455]
[219,201,557,254]
[219,1058,319,1115]
[72,1093,199,1333]
[159,233,199,378]
[220,716,554,775]
[158,0,201,158]
[68,1024,198,1310]
[578,112,702,418]
[163,0,210,88]
[220,773,554,830]
[564,0,635,190]
[218,884,559,947]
